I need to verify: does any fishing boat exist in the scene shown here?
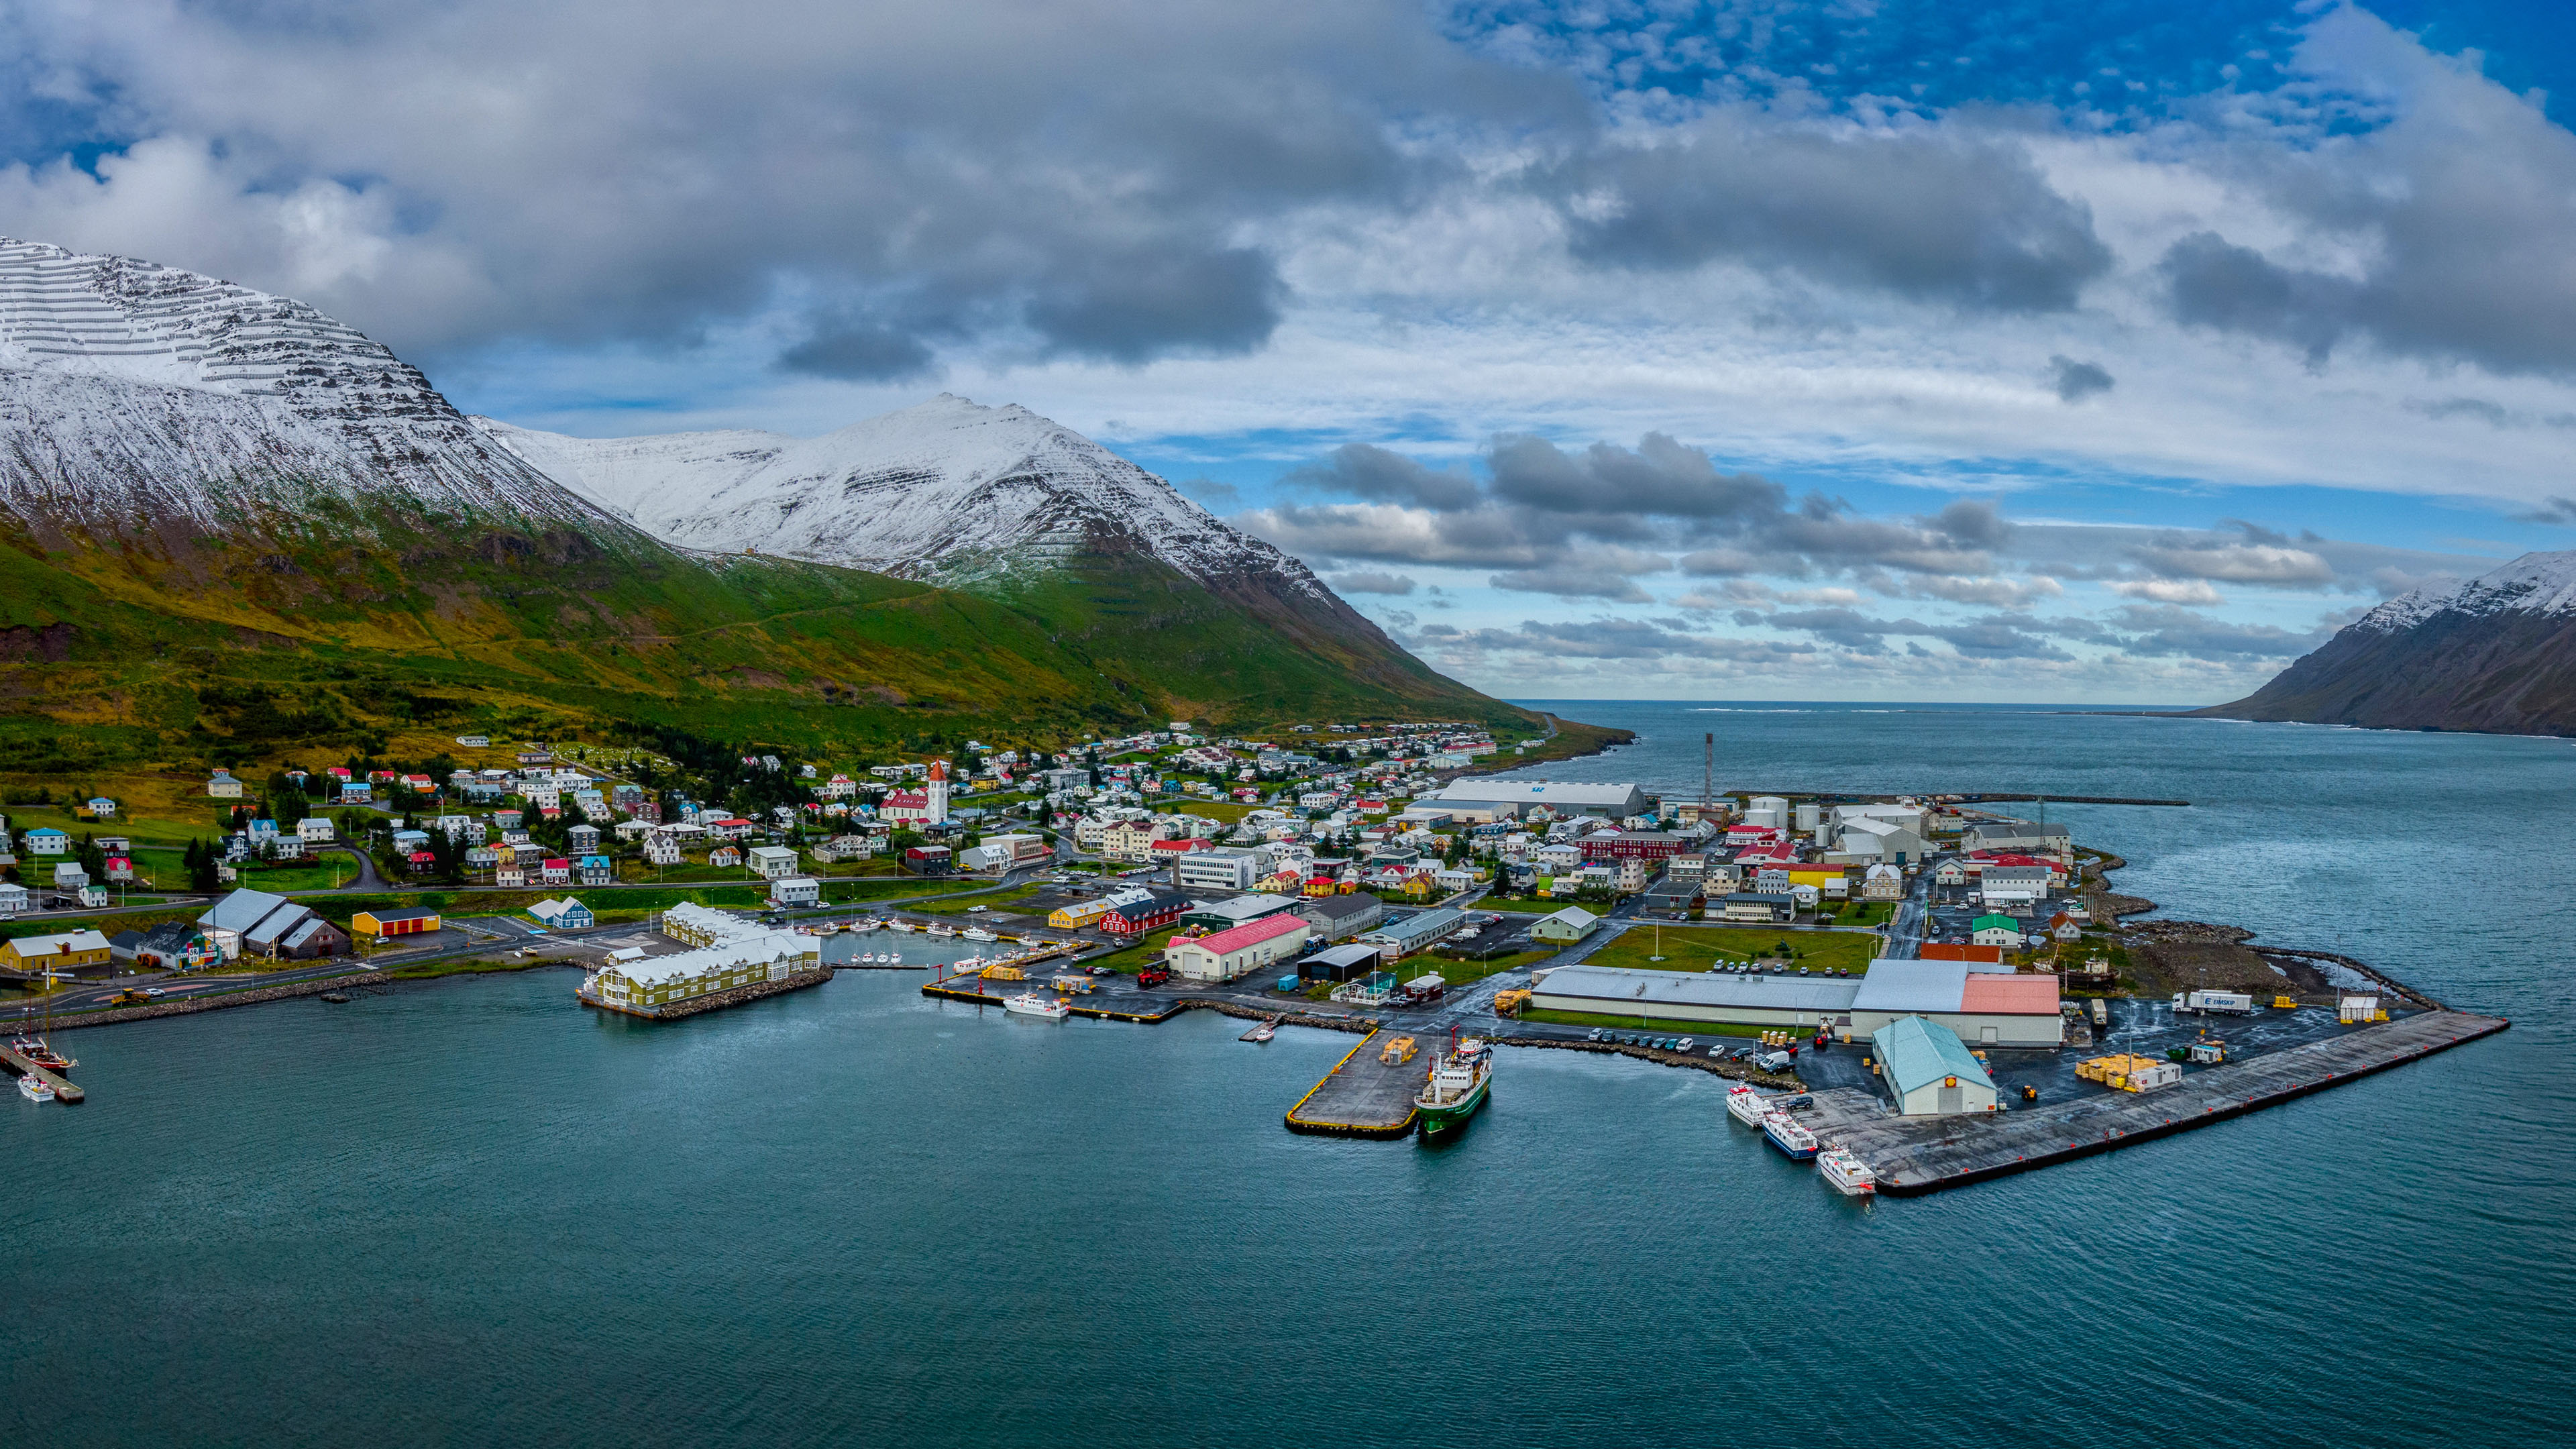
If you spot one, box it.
[888,920,914,933]
[961,927,998,943]
[925,924,957,938]
[1762,1110,1819,1161]
[1240,1018,1277,1043]
[1002,992,1071,1020]
[16,1072,54,1103]
[1413,1034,1492,1140]
[11,1036,73,1075]
[1724,1084,1770,1128]
[1819,1147,1877,1196]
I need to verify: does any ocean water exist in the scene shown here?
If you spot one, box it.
[5,702,2567,1446]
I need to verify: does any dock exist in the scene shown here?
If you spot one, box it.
[1804,1009,2507,1195]
[1284,1030,1424,1138]
[1,1042,84,1103]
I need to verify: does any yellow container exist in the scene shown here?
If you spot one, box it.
[981,965,1026,981]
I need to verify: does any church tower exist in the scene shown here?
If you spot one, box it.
[925,759,950,823]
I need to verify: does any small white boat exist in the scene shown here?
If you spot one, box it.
[888,921,914,933]
[1003,992,1071,1020]
[926,924,957,937]
[961,927,998,943]
[1762,1111,1819,1161]
[1819,1148,1877,1196]
[1725,1084,1770,1128]
[17,1073,55,1103]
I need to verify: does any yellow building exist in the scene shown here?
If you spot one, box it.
[1785,864,1849,890]
[585,932,820,1015]
[0,930,113,975]
[1046,898,1113,930]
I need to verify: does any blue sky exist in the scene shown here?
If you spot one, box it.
[7,1,2576,702]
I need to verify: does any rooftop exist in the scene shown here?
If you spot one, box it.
[1872,1014,1994,1094]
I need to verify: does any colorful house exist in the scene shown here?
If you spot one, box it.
[354,908,442,939]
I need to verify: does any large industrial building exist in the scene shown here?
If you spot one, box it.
[1529,957,2062,1046]
[1415,780,1648,822]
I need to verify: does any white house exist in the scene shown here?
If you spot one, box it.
[529,897,594,930]
[769,876,821,908]
[208,770,244,798]
[25,827,68,856]
[748,845,801,879]
[643,833,684,866]
[298,816,336,842]
[0,882,27,914]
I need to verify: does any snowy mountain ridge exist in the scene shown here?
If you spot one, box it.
[476,396,1333,599]
[2353,551,2576,632]
[0,236,602,533]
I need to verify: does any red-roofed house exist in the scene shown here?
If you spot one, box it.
[1163,912,1311,983]
[1735,841,1800,867]
[1148,837,1213,862]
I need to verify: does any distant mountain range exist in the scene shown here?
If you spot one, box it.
[2197,551,2576,735]
[0,236,1516,755]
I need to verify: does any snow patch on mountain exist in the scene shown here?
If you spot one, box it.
[0,237,600,529]
[476,394,1332,598]
[2354,550,2576,632]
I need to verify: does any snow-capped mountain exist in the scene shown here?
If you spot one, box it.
[0,237,604,537]
[2349,551,2576,633]
[476,395,1333,599]
[2202,549,2576,735]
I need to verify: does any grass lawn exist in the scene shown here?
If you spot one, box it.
[1517,1007,1788,1038]
[1425,947,1554,985]
[912,883,1044,914]
[1815,900,1894,927]
[1582,925,1879,975]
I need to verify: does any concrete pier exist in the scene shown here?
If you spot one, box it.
[1803,1009,2507,1196]
[1285,1030,1425,1138]
[1,1042,84,1103]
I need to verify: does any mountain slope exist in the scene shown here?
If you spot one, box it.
[0,236,1522,757]
[478,396,1507,724]
[2195,551,2576,735]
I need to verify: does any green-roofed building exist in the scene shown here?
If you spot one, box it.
[1970,913,2024,947]
[1870,1015,1999,1116]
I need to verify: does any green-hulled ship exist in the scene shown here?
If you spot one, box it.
[1413,1038,1491,1140]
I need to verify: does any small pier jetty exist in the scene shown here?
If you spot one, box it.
[1,1042,84,1104]
[1284,1030,1424,1138]
[1805,1009,2506,1196]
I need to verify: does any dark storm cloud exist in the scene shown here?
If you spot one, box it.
[1289,443,1485,511]
[1546,115,2113,312]
[775,316,939,382]
[1246,432,2015,596]
[2048,354,2113,402]
[1022,246,1283,363]
[2518,498,2576,525]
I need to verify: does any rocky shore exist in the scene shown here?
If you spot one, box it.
[46,972,391,1031]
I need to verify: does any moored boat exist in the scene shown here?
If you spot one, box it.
[1819,1147,1877,1195]
[1762,1110,1819,1161]
[1002,992,1071,1020]
[1414,1036,1492,1139]
[961,927,998,943]
[16,1072,55,1103]
[1725,1084,1769,1128]
[11,1037,74,1074]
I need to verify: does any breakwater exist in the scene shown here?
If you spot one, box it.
[44,971,390,1030]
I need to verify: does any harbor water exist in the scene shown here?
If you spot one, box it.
[5,704,2569,1446]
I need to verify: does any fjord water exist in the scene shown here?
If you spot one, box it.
[5,704,2567,1446]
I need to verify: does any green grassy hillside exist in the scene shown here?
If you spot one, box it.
[0,487,1525,769]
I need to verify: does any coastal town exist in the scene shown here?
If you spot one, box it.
[0,722,2504,1195]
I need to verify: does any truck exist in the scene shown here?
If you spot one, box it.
[2174,989,2255,1016]
[1137,965,1169,989]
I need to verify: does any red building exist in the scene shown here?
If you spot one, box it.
[1578,830,1689,863]
[1101,894,1186,935]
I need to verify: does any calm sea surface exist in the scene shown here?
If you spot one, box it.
[6,703,2568,1446]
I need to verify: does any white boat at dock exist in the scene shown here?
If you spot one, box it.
[1762,1110,1819,1161]
[961,927,998,943]
[925,924,957,938]
[1725,1085,1770,1128]
[1003,992,1071,1020]
[1819,1148,1877,1196]
[17,1072,56,1103]
[888,921,914,932]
